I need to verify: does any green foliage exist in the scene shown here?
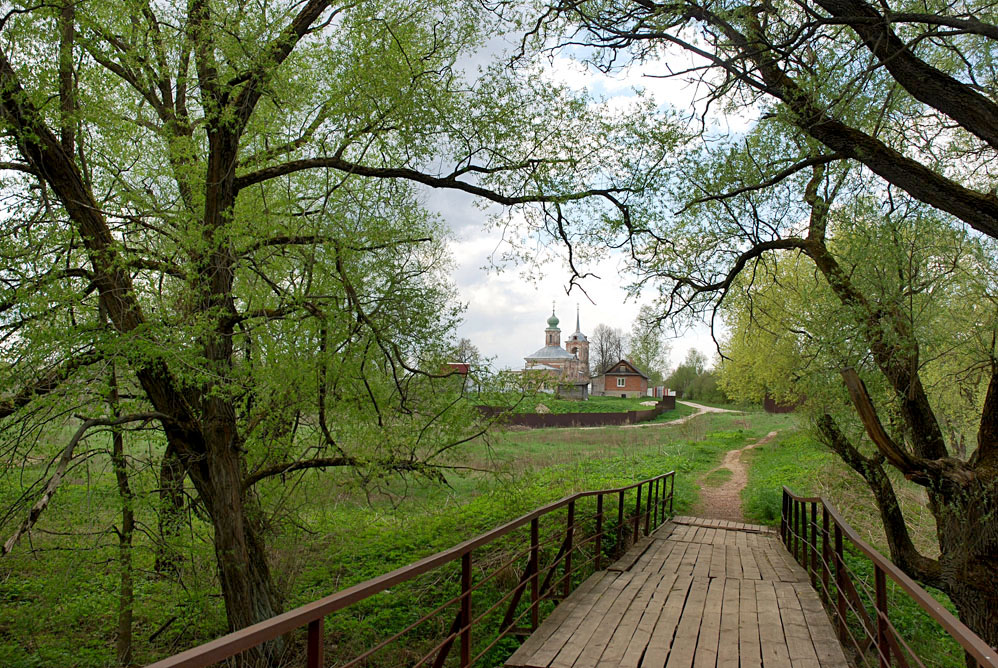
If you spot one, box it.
[742,431,840,524]
[1,418,755,666]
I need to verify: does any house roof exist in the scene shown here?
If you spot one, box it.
[598,359,650,379]
[525,345,576,361]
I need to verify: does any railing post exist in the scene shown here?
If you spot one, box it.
[530,518,539,629]
[794,499,801,563]
[834,523,847,643]
[564,500,575,599]
[307,617,324,668]
[652,478,659,528]
[669,474,674,514]
[875,565,891,668]
[810,502,818,589]
[617,489,625,550]
[633,483,642,543]
[461,551,471,667]
[781,490,788,544]
[821,504,830,606]
[595,494,604,571]
[645,481,652,536]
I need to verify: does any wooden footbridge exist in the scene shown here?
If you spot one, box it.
[148,473,997,668]
[506,516,846,668]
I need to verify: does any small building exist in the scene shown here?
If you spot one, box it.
[443,362,474,393]
[592,359,650,398]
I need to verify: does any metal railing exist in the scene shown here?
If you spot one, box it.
[146,471,676,668]
[781,487,997,668]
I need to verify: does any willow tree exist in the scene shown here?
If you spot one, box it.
[0,0,649,659]
[525,0,998,646]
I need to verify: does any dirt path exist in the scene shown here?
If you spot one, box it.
[694,430,780,521]
[619,399,741,429]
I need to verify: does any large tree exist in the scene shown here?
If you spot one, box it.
[529,0,998,646]
[590,323,629,373]
[0,0,650,660]
[627,305,670,384]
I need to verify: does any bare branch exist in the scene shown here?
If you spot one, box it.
[2,412,167,557]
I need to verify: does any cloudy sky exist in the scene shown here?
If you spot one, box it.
[426,42,752,372]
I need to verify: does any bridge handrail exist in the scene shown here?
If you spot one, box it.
[146,471,676,668]
[781,486,997,668]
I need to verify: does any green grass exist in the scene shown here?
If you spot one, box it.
[741,430,840,524]
[2,413,781,667]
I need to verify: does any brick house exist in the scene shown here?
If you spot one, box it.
[591,359,649,398]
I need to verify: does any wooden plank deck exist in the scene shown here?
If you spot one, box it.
[506,517,849,668]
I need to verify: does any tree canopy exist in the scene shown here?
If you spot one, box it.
[0,1,661,661]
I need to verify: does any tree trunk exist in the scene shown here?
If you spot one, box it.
[184,440,284,663]
[933,484,998,651]
[108,362,134,666]
[155,443,186,575]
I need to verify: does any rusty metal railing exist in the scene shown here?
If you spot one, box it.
[781,487,997,668]
[146,471,676,667]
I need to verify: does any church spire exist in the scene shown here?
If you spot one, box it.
[575,303,581,333]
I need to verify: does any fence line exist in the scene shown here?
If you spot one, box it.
[781,487,997,668]
[146,472,676,668]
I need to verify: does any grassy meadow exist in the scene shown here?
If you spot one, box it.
[0,406,965,667]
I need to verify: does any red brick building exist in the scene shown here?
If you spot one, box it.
[591,359,649,398]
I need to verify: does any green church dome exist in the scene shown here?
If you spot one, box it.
[547,309,559,328]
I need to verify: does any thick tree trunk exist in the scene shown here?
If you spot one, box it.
[184,440,284,663]
[933,483,998,651]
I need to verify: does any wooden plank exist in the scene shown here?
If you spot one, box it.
[506,571,610,667]
[755,581,793,668]
[661,542,689,576]
[643,539,679,575]
[737,530,749,549]
[692,544,711,578]
[609,535,656,572]
[555,570,652,668]
[739,579,762,668]
[665,576,711,668]
[724,545,742,579]
[792,582,850,668]
[594,569,661,667]
[759,546,796,582]
[740,546,762,581]
[672,524,694,542]
[655,522,678,541]
[642,575,696,668]
[709,543,726,579]
[752,546,780,582]
[692,577,726,668]
[717,578,741,668]
[775,581,822,668]
[619,571,681,668]
[521,572,626,667]
[677,542,702,578]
